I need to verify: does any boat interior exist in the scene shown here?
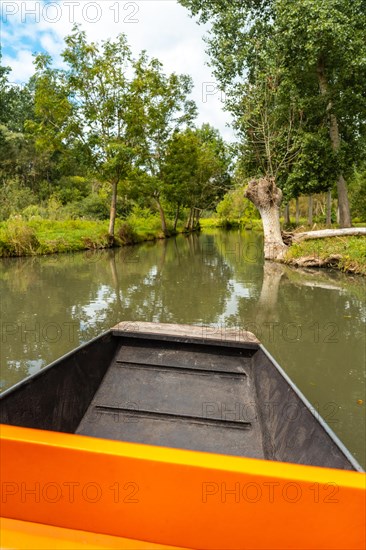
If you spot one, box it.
[0,327,361,471]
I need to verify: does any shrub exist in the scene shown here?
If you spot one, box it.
[0,182,38,221]
[0,217,39,256]
[117,222,139,245]
[54,176,90,204]
[79,194,110,220]
[216,186,259,225]
[22,204,48,220]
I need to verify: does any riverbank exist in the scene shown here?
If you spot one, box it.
[0,217,183,258]
[284,236,366,275]
[201,217,366,275]
[1,217,365,276]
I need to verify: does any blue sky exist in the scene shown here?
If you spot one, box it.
[0,0,234,140]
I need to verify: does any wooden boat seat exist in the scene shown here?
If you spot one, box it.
[76,340,265,458]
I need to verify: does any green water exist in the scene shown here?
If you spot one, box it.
[1,229,365,466]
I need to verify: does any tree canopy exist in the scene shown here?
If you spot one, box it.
[0,29,232,234]
[180,0,366,226]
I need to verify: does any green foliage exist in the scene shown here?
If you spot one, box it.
[216,186,260,226]
[126,206,163,234]
[21,204,48,220]
[53,176,90,204]
[0,60,34,133]
[179,0,366,220]
[162,124,232,214]
[69,194,110,220]
[0,25,232,243]
[0,181,38,221]
[284,130,336,199]
[349,169,366,221]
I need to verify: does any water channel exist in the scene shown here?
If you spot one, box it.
[1,229,365,466]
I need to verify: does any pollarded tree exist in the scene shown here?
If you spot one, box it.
[225,53,300,257]
[178,1,298,257]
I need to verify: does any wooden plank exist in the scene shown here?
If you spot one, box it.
[112,321,259,345]
[114,344,253,372]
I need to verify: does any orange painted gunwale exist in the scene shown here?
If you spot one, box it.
[1,424,365,550]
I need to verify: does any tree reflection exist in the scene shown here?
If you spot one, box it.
[1,234,233,388]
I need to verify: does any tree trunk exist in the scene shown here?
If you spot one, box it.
[336,174,351,227]
[245,177,287,260]
[173,204,180,231]
[108,180,118,239]
[326,190,332,227]
[185,209,191,231]
[295,197,300,225]
[194,207,201,228]
[317,60,351,228]
[284,203,290,225]
[308,195,313,226]
[155,196,168,235]
[186,208,194,231]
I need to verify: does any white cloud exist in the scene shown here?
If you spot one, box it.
[2,50,35,84]
[1,0,235,140]
[39,31,64,56]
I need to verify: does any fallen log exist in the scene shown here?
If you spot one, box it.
[292,227,366,243]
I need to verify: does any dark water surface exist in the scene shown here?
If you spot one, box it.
[1,229,365,466]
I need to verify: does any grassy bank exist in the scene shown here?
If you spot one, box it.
[1,217,365,277]
[285,236,366,275]
[0,215,181,258]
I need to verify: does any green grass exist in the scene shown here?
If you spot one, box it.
[285,236,366,275]
[0,216,184,257]
[0,218,112,256]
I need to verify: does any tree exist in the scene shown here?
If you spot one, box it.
[162,125,232,230]
[25,54,76,194]
[128,53,197,235]
[0,57,37,188]
[60,27,141,239]
[0,57,34,133]
[179,0,366,236]
[275,0,366,227]
[161,129,200,230]
[59,27,197,238]
[194,123,232,212]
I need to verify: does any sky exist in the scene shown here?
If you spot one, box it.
[0,0,234,141]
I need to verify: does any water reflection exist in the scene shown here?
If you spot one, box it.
[1,230,365,466]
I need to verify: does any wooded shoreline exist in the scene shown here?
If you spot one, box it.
[1,217,365,276]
